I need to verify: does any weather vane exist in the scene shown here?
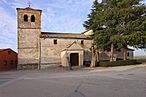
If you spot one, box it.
[27,1,31,8]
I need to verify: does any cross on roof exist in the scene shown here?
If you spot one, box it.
[27,1,31,8]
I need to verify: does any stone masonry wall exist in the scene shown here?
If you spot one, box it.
[17,8,41,69]
[40,38,92,67]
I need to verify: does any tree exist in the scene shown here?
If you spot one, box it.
[84,0,146,65]
[84,0,119,63]
[84,0,101,67]
[111,0,146,60]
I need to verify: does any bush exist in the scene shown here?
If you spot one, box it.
[83,61,91,67]
[98,60,141,67]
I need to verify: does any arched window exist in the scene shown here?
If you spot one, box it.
[24,15,28,22]
[31,15,35,22]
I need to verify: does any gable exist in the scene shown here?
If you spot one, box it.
[82,30,93,36]
[63,41,84,51]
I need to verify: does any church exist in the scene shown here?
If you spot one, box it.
[16,7,133,69]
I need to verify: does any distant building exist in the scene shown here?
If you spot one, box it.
[0,48,17,71]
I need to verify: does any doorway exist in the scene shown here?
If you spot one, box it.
[70,53,79,66]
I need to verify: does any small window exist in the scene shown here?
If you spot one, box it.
[54,40,57,45]
[31,15,35,22]
[24,15,28,22]
[81,40,84,45]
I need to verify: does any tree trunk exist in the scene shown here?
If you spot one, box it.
[91,46,97,67]
[123,47,127,61]
[110,43,114,62]
[97,51,99,62]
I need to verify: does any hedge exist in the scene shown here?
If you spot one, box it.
[84,60,141,67]
[97,60,141,67]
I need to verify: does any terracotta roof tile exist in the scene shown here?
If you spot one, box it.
[41,32,90,39]
[0,48,17,54]
[0,48,10,52]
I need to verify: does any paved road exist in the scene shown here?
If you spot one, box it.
[0,65,146,97]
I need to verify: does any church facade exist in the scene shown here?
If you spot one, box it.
[17,7,133,69]
[17,7,93,69]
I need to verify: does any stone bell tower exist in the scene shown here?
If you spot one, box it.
[17,7,42,69]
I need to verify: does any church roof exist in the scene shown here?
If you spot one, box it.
[41,32,91,39]
[127,48,134,51]
[81,30,93,36]
[16,7,42,12]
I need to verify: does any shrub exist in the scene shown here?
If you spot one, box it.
[98,60,141,67]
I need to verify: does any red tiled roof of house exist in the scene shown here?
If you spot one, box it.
[0,48,17,54]
[0,48,10,52]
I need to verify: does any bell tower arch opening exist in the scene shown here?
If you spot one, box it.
[31,15,35,22]
[24,14,28,22]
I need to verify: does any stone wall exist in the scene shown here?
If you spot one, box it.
[61,50,84,67]
[17,8,41,69]
[40,38,92,67]
[17,8,41,29]
[17,29,40,69]
[115,49,134,60]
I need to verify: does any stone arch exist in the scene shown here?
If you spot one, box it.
[24,14,28,22]
[31,15,35,22]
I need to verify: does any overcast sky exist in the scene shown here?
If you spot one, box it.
[0,0,146,56]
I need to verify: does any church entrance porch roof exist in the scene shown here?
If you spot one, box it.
[62,41,84,51]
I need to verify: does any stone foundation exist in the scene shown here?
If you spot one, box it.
[17,63,39,70]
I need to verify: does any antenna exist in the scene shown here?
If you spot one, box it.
[27,1,31,8]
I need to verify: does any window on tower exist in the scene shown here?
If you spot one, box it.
[31,15,35,22]
[24,15,28,22]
